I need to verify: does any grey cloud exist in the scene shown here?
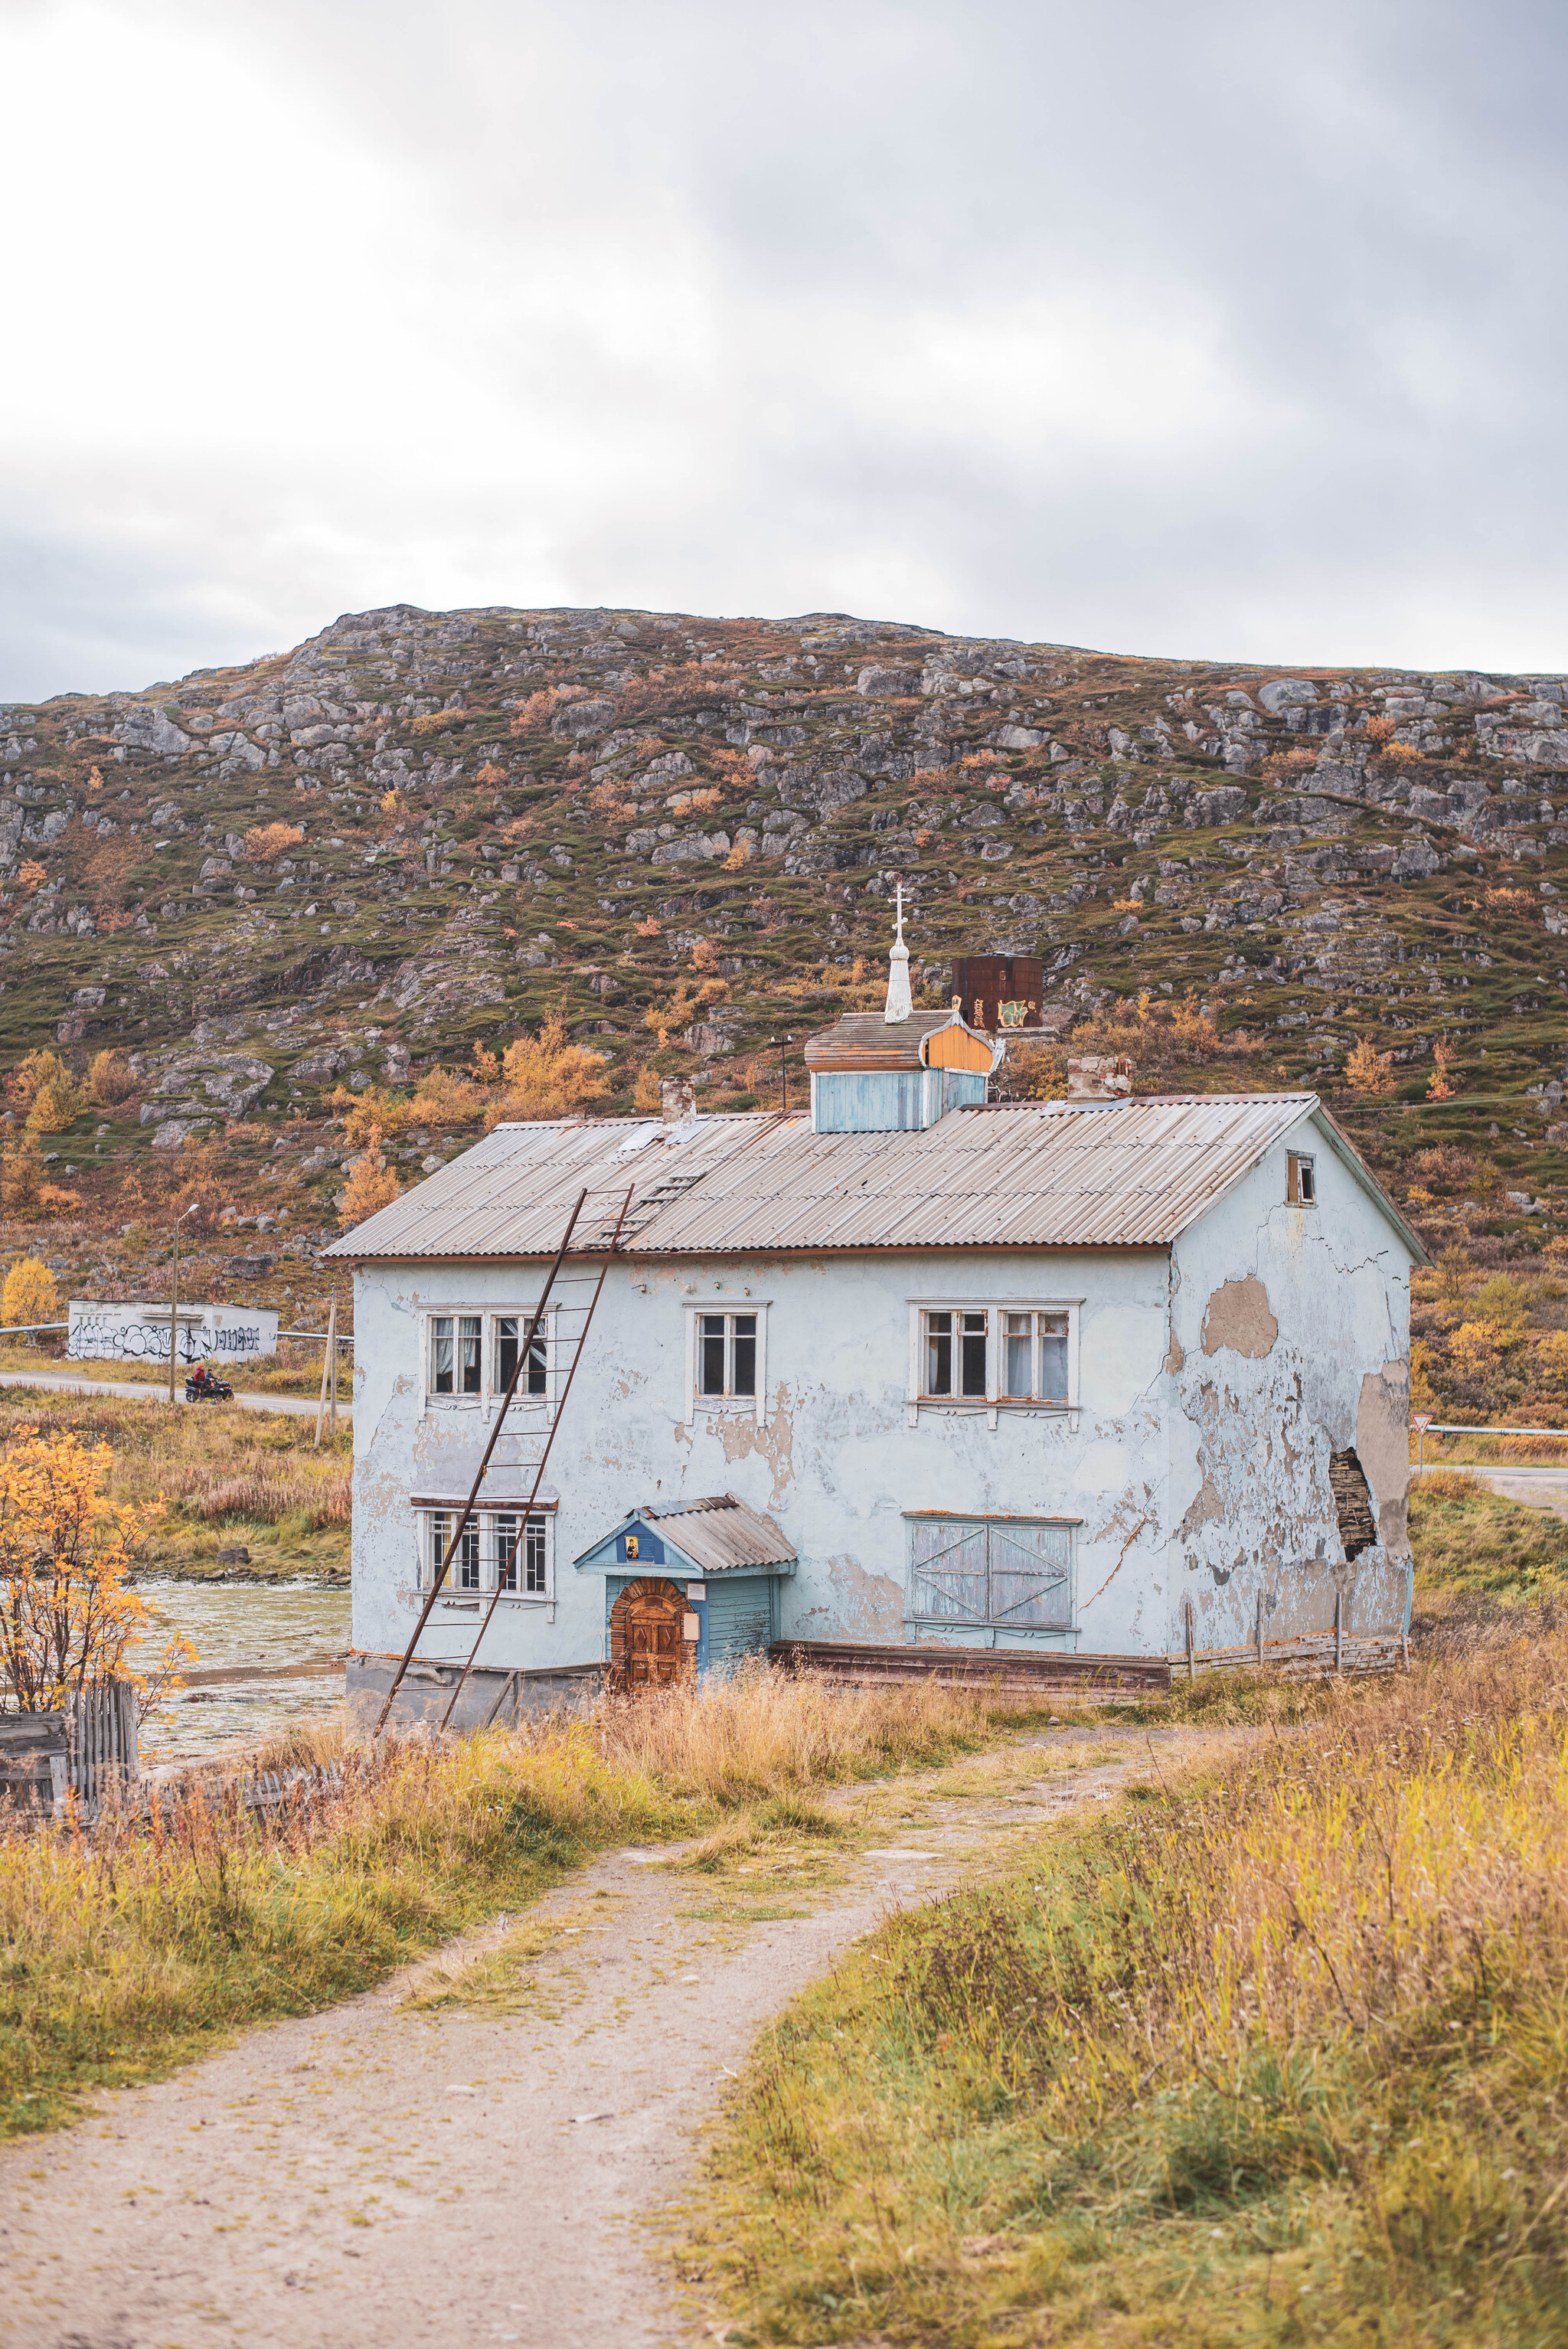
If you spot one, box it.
[3,0,1567,695]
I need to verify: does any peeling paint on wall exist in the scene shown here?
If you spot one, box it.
[716,1384,798,1509]
[1201,1276,1279,1359]
[1356,1361,1413,1559]
[1169,1132,1415,1653]
[824,1550,905,1638]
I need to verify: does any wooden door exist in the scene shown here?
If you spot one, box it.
[626,1581,685,1691]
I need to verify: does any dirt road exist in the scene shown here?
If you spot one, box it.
[0,1727,1187,2349]
[0,1369,345,1421]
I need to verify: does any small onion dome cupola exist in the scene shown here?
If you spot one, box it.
[802,896,1003,1134]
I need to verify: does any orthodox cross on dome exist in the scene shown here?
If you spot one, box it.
[883,880,913,1024]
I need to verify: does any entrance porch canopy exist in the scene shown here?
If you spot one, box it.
[573,1492,798,1581]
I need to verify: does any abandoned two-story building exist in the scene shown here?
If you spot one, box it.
[328,926,1423,1723]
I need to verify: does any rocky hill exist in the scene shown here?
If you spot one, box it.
[2,600,1568,1331]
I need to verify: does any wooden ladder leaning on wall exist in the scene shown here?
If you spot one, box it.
[371,1182,635,1740]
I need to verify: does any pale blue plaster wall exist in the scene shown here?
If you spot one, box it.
[348,1242,1174,1667]
[1167,1115,1416,1651]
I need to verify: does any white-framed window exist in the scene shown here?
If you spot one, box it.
[430,1314,482,1398]
[419,1507,554,1602]
[906,1513,1076,1635]
[422,1308,559,1410]
[1287,1152,1316,1207]
[496,1314,550,1398]
[682,1302,769,1427]
[428,1507,482,1590]
[906,1302,1080,1427]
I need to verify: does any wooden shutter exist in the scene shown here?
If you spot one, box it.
[988,1521,1073,1629]
[909,1518,988,1622]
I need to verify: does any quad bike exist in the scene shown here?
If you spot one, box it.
[185,1367,234,1403]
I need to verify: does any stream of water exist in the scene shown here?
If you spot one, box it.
[132,1580,352,1767]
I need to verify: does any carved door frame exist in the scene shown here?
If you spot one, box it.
[609,1575,695,1693]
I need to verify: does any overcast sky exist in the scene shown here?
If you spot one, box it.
[2,0,1564,700]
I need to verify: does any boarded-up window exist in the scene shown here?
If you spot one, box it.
[907,1517,1073,1630]
[1329,1447,1377,1558]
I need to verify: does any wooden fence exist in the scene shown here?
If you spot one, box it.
[0,1681,139,1817]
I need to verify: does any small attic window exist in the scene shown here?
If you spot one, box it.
[1287,1152,1316,1206]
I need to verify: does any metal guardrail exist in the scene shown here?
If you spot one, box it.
[1413,1419,1568,1465]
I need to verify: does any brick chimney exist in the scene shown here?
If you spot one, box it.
[1066,1054,1133,1101]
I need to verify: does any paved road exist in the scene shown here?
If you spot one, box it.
[0,1369,348,1421]
[0,1727,1203,2349]
[1413,1460,1568,1518]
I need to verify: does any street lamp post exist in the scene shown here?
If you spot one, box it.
[168,1200,200,1404]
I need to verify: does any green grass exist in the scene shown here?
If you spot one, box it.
[681,1638,1568,2347]
[1410,1474,1568,1614]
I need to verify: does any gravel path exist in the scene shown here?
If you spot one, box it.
[0,1727,1189,2348]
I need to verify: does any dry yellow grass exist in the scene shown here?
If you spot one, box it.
[687,1629,1568,2346]
[0,1390,350,1574]
[592,1660,998,1802]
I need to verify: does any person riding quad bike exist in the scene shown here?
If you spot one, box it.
[185,1361,233,1402]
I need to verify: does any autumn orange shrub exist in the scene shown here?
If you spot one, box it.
[1427,1036,1457,1102]
[86,1049,137,1106]
[588,778,635,822]
[5,1050,67,1116]
[487,1015,609,1125]
[1366,714,1398,745]
[1,1134,44,1219]
[1002,1044,1067,1100]
[243,821,305,861]
[1260,748,1319,782]
[2,1259,59,1331]
[25,1060,85,1134]
[338,1129,401,1230]
[0,1425,183,1715]
[1345,1034,1396,1096]
[411,1065,487,1125]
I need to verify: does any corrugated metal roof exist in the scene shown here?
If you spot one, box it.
[322,1090,1388,1260]
[643,1493,797,1576]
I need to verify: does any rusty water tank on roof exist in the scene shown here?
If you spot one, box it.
[952,955,1044,1031]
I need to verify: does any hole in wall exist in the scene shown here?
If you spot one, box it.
[1329,1446,1377,1559]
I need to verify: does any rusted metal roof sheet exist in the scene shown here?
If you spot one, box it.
[643,1493,797,1576]
[804,1009,952,1072]
[322,1092,1366,1260]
